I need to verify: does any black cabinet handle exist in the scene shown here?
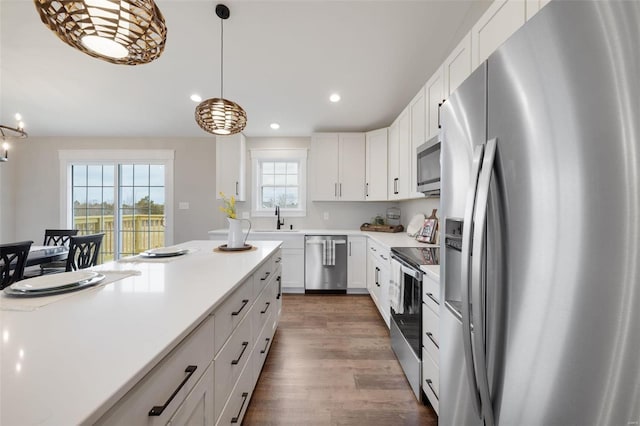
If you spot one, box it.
[260,271,271,281]
[231,299,249,316]
[276,276,281,299]
[438,101,443,129]
[260,337,271,354]
[426,292,440,306]
[235,181,239,196]
[148,365,197,416]
[275,257,282,264]
[231,341,249,365]
[230,392,249,423]
[426,332,439,349]
[260,302,271,314]
[426,379,439,400]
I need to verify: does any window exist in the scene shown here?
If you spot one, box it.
[60,150,174,261]
[251,149,307,217]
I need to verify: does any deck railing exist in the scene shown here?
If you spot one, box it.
[74,215,165,260]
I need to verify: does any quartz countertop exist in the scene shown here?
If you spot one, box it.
[0,240,281,426]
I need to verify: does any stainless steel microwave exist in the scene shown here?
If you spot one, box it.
[416,135,441,194]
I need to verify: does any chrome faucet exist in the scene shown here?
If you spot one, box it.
[275,206,285,230]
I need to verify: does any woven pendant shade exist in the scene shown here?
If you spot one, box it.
[195,98,247,135]
[34,0,167,65]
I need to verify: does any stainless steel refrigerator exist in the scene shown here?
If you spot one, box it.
[439,1,640,425]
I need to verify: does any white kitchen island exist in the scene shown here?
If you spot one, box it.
[0,240,282,426]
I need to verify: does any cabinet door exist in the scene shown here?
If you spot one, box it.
[387,119,400,200]
[397,107,411,200]
[425,67,444,140]
[310,133,340,200]
[338,133,366,201]
[168,362,214,426]
[378,261,390,328]
[347,236,367,289]
[365,128,388,201]
[443,32,472,97]
[471,0,526,69]
[409,87,426,200]
[216,134,246,201]
[281,248,304,290]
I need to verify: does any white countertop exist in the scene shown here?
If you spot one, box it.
[421,264,440,281]
[0,240,280,426]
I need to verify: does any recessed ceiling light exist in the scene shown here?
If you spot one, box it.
[329,93,341,103]
[190,94,202,102]
[270,123,280,130]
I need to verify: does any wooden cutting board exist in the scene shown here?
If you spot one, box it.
[360,224,405,233]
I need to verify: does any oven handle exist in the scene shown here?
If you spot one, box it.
[391,256,423,281]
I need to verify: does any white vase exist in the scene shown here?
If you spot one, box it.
[227,218,251,248]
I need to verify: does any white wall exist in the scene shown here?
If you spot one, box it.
[399,196,441,239]
[6,137,217,244]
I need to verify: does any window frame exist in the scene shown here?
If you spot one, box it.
[59,150,175,255]
[250,149,307,217]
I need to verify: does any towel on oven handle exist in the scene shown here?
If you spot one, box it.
[389,258,404,314]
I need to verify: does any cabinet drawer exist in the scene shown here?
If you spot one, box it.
[252,259,274,299]
[167,361,214,426]
[214,314,253,422]
[422,303,439,365]
[252,311,276,386]
[216,351,254,426]
[214,278,253,355]
[96,316,215,426]
[252,275,276,339]
[423,273,440,309]
[422,348,440,415]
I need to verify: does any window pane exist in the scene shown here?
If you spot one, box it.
[274,174,286,185]
[73,187,87,206]
[274,162,286,173]
[134,187,151,214]
[287,162,298,174]
[261,187,274,208]
[149,187,165,215]
[149,165,164,186]
[286,188,299,208]
[102,187,114,213]
[262,162,274,174]
[121,165,133,186]
[87,187,102,207]
[87,165,103,186]
[134,164,150,186]
[103,165,115,186]
[263,175,274,185]
[274,187,286,206]
[120,187,134,208]
[73,165,87,187]
[286,175,298,185]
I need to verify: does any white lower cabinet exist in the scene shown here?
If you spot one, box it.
[96,249,281,426]
[366,239,390,328]
[347,236,367,290]
[422,348,439,415]
[422,272,440,414]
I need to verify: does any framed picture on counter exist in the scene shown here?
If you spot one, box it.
[417,218,437,243]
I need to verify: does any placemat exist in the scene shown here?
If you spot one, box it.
[0,270,141,312]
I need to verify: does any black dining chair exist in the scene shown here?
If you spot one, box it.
[35,229,79,275]
[0,241,34,290]
[65,233,104,271]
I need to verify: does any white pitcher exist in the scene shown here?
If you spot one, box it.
[227,218,251,248]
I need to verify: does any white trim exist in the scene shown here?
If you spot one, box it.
[250,149,307,218]
[58,149,175,251]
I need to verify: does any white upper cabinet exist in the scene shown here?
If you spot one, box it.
[443,32,472,98]
[409,86,426,200]
[216,133,246,201]
[526,0,552,21]
[365,128,388,201]
[471,0,526,69]
[425,67,445,140]
[311,133,365,201]
[388,107,411,200]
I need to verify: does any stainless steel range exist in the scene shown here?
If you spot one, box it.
[389,246,439,400]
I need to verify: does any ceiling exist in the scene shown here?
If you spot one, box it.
[0,0,491,138]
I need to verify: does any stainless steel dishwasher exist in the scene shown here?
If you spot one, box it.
[304,235,347,293]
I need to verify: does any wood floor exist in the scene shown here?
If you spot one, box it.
[243,294,437,426]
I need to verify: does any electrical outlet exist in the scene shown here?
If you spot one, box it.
[178,202,189,210]
[323,212,330,220]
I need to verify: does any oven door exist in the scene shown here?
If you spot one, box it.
[390,256,423,399]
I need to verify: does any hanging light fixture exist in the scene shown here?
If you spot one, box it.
[33,0,167,65]
[195,4,247,136]
[0,115,28,163]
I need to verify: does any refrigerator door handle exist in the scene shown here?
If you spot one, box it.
[460,144,485,417]
[471,138,498,426]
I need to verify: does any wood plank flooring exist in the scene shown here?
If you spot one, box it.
[243,294,437,425]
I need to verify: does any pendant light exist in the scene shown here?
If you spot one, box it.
[195,4,247,136]
[34,0,167,65]
[0,115,28,163]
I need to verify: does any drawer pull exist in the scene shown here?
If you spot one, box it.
[231,299,249,316]
[426,379,439,400]
[276,276,282,300]
[426,292,440,306]
[231,341,249,365]
[426,332,439,349]
[260,302,271,314]
[275,257,282,264]
[230,392,249,423]
[260,337,271,354]
[260,271,271,281]
[148,365,197,416]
